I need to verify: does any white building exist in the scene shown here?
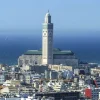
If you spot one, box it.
[79,79,85,87]
[18,11,78,68]
[0,74,5,84]
[92,88,100,100]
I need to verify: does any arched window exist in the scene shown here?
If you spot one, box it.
[35,61,37,64]
[25,60,29,65]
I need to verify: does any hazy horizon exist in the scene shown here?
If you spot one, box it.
[0,30,100,65]
[0,0,100,65]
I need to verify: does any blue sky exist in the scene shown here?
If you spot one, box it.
[0,0,100,31]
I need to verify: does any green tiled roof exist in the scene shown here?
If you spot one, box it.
[24,50,42,55]
[54,50,74,55]
[24,49,74,55]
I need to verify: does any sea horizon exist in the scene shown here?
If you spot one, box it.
[0,30,100,65]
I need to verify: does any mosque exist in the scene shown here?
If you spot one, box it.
[18,11,78,67]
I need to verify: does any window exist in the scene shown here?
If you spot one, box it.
[49,32,52,36]
[35,61,37,64]
[25,60,29,65]
[49,41,51,44]
[49,56,51,58]
[19,60,23,65]
[30,59,32,63]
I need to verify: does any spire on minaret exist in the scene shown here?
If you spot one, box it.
[45,10,51,23]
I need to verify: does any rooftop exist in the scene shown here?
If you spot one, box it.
[24,48,74,55]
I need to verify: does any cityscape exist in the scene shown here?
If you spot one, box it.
[0,0,100,100]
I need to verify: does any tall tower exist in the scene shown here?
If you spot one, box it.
[42,11,53,65]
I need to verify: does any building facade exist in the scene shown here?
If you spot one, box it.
[0,74,5,84]
[42,11,53,64]
[18,12,78,68]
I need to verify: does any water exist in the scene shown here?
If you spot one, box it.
[0,30,100,65]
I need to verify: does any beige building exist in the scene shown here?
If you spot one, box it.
[91,68,100,75]
[18,12,78,68]
[3,80,20,87]
[0,86,9,94]
[48,64,72,71]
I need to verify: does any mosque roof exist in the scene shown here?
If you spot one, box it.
[24,48,74,55]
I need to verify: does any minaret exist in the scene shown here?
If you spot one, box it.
[42,11,53,65]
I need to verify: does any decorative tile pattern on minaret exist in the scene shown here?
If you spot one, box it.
[42,11,53,64]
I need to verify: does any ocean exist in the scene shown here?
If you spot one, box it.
[0,30,100,65]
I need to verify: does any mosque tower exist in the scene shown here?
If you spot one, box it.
[42,11,53,65]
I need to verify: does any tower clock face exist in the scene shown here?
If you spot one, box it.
[43,32,47,36]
